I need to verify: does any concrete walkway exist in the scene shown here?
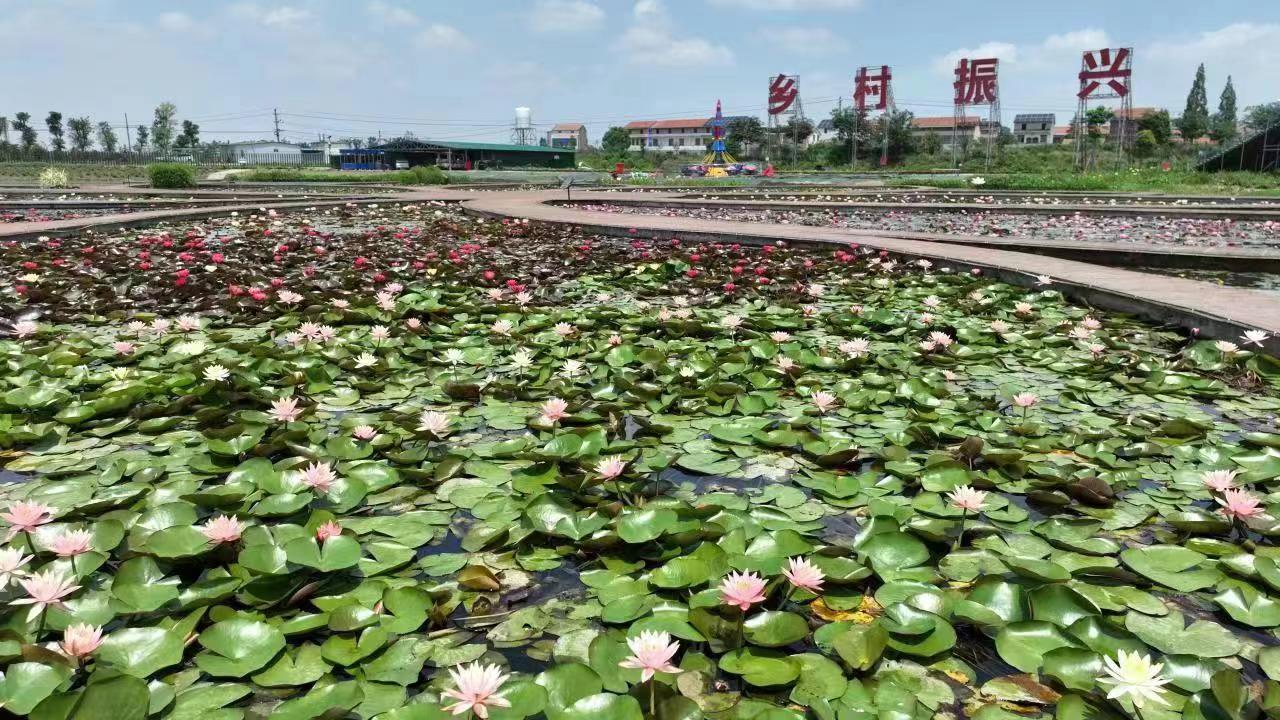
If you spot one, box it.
[459,190,1280,349]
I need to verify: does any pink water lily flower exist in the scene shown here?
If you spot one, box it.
[201,515,246,544]
[298,462,338,493]
[1011,393,1039,408]
[316,520,343,542]
[782,557,825,593]
[1218,488,1264,521]
[1201,469,1238,492]
[0,547,32,589]
[60,623,104,660]
[50,529,94,557]
[948,485,989,512]
[13,569,80,616]
[113,341,135,355]
[619,630,683,682]
[352,425,379,441]
[540,398,569,425]
[595,455,627,479]
[270,396,302,423]
[811,390,837,414]
[2,501,56,540]
[442,662,511,718]
[417,410,453,436]
[719,571,768,611]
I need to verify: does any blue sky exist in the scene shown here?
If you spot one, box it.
[2,0,1278,146]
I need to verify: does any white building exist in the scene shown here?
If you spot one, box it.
[625,118,712,154]
[224,141,304,163]
[1012,114,1055,145]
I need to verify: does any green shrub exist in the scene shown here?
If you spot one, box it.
[38,167,71,189]
[148,163,197,189]
[398,165,449,185]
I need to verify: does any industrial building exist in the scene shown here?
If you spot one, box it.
[338,138,574,170]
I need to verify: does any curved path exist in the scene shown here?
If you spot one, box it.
[459,190,1280,349]
[588,194,1280,220]
[4,183,1280,349]
[556,193,1280,272]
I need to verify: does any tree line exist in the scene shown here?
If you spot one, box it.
[0,101,200,154]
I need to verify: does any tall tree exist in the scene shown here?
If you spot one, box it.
[601,126,630,154]
[1245,102,1280,132]
[45,111,66,151]
[135,125,150,151]
[1177,63,1210,143]
[174,120,200,148]
[13,113,39,150]
[96,121,119,153]
[868,110,916,165]
[1085,106,1114,137]
[725,117,765,157]
[1138,109,1173,145]
[67,117,94,151]
[1211,75,1238,143]
[150,102,177,151]
[828,106,871,163]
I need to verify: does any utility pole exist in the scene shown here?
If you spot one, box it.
[124,113,133,153]
[273,108,281,142]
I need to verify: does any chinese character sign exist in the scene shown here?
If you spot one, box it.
[854,65,891,111]
[954,58,998,105]
[768,75,798,116]
[1078,47,1131,99]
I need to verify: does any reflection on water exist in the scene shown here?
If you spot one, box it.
[1136,267,1280,296]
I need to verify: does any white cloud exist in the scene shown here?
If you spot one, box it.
[932,42,1018,75]
[367,1,420,25]
[229,4,313,28]
[1147,23,1280,111]
[416,23,472,51]
[1042,29,1111,54]
[768,26,847,56]
[530,0,605,34]
[709,0,862,9]
[622,0,733,68]
[157,12,194,31]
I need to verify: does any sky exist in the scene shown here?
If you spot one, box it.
[2,0,1278,147]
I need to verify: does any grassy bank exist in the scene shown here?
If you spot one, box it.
[888,169,1280,195]
[0,162,152,185]
[237,166,450,185]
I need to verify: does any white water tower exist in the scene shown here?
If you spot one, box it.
[512,106,536,146]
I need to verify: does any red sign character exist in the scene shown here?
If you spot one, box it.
[954,58,998,105]
[1078,48,1131,99]
[853,66,891,111]
[768,75,798,116]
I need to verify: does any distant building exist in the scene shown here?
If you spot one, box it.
[1110,107,1158,145]
[812,118,839,144]
[547,123,588,150]
[1012,114,1055,145]
[1052,126,1075,144]
[625,118,712,153]
[910,116,990,150]
[224,141,304,162]
[342,138,573,170]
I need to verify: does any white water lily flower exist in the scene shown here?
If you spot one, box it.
[1097,650,1171,709]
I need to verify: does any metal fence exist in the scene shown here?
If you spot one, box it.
[0,147,331,167]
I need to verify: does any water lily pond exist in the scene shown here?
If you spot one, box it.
[4,203,1280,720]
